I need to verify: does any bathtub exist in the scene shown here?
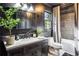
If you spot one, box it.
[48,37,77,56]
[61,39,76,56]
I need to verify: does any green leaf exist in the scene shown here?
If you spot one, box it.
[0,6,20,30]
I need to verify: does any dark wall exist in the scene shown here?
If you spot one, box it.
[0,26,33,36]
[0,3,36,36]
[0,3,53,37]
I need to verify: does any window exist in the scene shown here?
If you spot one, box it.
[44,11,52,37]
[44,12,52,30]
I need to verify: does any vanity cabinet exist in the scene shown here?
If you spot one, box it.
[7,39,48,56]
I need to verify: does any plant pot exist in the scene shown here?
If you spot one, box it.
[6,35,15,45]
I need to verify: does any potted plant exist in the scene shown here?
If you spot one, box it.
[37,27,44,37]
[0,6,20,45]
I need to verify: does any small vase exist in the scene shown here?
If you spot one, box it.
[33,33,36,37]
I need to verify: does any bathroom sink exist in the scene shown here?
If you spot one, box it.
[6,37,45,50]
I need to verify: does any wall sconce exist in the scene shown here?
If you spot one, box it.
[21,4,28,10]
[26,12,32,19]
[13,3,21,8]
[28,4,34,12]
[35,4,45,14]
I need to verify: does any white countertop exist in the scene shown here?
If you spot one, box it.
[6,37,47,50]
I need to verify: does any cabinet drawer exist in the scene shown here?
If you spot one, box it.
[24,43,42,56]
[7,47,24,56]
[24,46,42,56]
[24,42,41,51]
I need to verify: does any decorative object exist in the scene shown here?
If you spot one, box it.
[33,33,36,37]
[0,6,20,45]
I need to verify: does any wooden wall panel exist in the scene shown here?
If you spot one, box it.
[61,13,75,40]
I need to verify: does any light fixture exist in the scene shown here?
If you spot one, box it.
[26,12,32,19]
[13,3,21,8]
[35,4,45,14]
[21,4,28,10]
[27,4,34,12]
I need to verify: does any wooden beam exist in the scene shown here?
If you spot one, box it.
[53,6,61,43]
[74,3,78,56]
[61,4,74,10]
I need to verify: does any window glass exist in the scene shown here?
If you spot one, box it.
[44,11,52,37]
[44,12,51,30]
